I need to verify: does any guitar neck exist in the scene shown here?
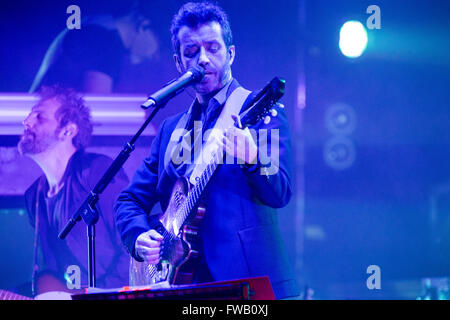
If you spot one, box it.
[171,77,285,234]
[175,149,223,230]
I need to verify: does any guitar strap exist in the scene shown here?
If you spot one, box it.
[163,86,251,184]
[189,86,251,185]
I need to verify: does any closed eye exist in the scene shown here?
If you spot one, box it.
[183,45,199,58]
[207,42,220,53]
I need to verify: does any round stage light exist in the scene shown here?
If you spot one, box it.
[339,20,368,58]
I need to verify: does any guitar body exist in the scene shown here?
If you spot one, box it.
[130,177,206,286]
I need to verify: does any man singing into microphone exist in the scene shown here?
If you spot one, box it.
[114,2,299,299]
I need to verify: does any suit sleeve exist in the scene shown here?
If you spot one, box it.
[241,105,293,209]
[114,120,167,261]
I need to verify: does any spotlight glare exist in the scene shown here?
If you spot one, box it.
[339,20,368,58]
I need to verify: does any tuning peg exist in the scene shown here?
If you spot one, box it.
[264,115,271,125]
[276,102,285,109]
[270,108,278,117]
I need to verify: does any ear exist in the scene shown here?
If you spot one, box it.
[173,54,184,74]
[59,123,78,141]
[228,45,235,66]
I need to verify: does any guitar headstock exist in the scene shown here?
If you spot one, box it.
[236,77,285,129]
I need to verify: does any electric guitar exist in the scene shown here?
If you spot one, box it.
[129,77,286,287]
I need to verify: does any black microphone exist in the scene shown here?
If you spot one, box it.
[141,66,205,109]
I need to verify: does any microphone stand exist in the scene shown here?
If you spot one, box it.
[58,94,168,288]
[58,66,204,289]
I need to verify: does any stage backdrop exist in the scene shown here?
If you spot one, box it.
[301,0,450,299]
[0,0,302,293]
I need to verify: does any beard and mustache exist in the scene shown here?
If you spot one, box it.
[18,128,60,155]
[193,65,232,97]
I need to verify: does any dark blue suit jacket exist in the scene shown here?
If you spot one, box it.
[114,82,300,299]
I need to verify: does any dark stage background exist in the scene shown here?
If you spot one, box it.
[0,0,449,299]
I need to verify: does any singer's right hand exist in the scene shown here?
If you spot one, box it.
[135,229,163,264]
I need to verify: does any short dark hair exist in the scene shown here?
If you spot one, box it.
[170,1,233,56]
[39,85,93,150]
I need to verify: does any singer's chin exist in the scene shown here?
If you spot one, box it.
[17,141,28,156]
[194,80,217,95]
[17,137,35,156]
[193,83,210,95]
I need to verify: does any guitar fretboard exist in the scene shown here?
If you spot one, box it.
[170,77,284,236]
[174,150,222,232]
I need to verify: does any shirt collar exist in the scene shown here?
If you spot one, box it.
[185,78,240,125]
[212,78,234,106]
[195,78,238,111]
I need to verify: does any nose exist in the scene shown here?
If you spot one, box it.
[197,47,210,67]
[23,112,34,129]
